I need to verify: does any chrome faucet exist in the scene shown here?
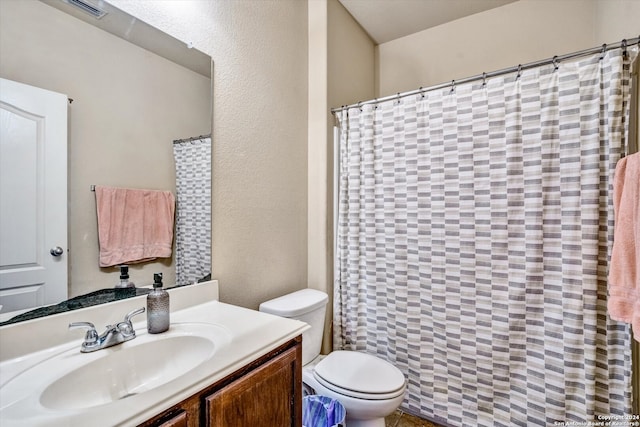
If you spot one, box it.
[69,307,145,353]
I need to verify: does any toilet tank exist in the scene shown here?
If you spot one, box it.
[259,289,328,365]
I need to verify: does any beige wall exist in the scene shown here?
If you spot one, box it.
[110,0,310,310]
[377,0,640,97]
[308,0,330,312]
[595,0,640,43]
[0,0,211,296]
[328,0,377,111]
[308,0,376,350]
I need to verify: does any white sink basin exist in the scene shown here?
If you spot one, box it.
[42,333,213,409]
[1,322,231,412]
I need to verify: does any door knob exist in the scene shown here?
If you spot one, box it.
[50,246,64,257]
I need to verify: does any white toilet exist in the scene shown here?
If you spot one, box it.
[259,289,406,427]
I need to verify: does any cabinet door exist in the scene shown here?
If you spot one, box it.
[155,410,187,427]
[138,397,199,427]
[205,346,301,427]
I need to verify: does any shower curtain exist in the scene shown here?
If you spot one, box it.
[335,47,638,426]
[172,136,212,286]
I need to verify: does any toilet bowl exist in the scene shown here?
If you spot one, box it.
[259,289,406,427]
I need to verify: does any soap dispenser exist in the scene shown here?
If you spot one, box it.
[147,273,170,334]
[116,265,135,288]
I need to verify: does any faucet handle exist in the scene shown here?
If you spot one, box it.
[124,307,145,324]
[118,307,145,338]
[69,321,99,351]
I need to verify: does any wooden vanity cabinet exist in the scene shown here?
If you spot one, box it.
[139,336,302,427]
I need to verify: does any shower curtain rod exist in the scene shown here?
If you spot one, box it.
[172,134,211,144]
[331,36,640,114]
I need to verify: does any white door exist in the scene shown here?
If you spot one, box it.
[0,78,68,313]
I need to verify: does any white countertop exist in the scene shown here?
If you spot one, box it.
[0,281,309,426]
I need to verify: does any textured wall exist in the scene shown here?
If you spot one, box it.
[110,0,309,309]
[377,0,640,97]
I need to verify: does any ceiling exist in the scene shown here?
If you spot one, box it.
[40,0,211,77]
[338,0,518,44]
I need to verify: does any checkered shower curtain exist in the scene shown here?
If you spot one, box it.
[334,47,638,426]
[173,136,212,286]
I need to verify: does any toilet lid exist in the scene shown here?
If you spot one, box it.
[313,351,406,398]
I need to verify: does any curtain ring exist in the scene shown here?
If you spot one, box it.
[516,64,522,80]
[552,56,559,71]
[482,72,487,87]
[450,80,456,94]
[622,39,628,59]
[396,93,401,104]
[419,86,425,99]
[600,43,607,60]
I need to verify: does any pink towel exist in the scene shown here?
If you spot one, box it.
[95,186,175,267]
[608,152,640,340]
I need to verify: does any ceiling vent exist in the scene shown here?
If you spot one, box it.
[64,0,108,19]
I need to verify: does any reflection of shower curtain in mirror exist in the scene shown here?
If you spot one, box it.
[173,136,211,286]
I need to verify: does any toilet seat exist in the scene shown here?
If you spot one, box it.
[313,351,406,401]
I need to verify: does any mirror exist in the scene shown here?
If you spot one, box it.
[0,0,212,323]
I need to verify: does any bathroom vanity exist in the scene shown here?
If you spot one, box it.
[0,281,308,427]
[140,337,301,427]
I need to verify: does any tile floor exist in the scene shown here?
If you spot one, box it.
[385,410,442,427]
